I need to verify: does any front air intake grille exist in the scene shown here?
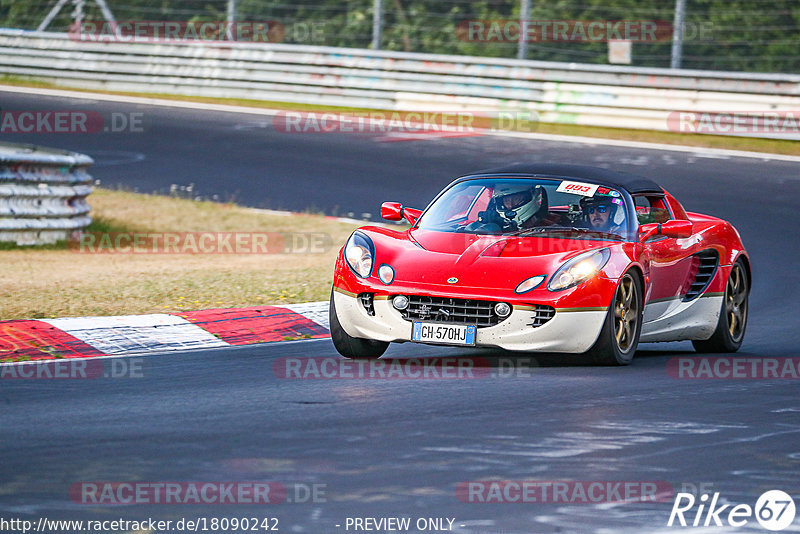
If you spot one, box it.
[529,305,556,327]
[397,295,508,327]
[359,293,375,316]
[683,249,719,301]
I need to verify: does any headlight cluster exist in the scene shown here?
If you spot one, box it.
[345,232,396,284]
[345,232,374,278]
[547,248,610,291]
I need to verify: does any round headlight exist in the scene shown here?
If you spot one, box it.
[378,264,395,285]
[494,302,512,317]
[344,232,374,278]
[548,249,611,291]
[392,295,409,310]
[515,275,546,294]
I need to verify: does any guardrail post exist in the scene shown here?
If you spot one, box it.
[670,0,686,68]
[227,0,237,24]
[371,0,383,50]
[518,0,530,60]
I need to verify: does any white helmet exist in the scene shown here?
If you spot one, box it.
[494,184,543,226]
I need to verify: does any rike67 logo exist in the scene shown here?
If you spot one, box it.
[668,490,796,531]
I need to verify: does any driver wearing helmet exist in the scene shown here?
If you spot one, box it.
[491,184,553,231]
[580,195,623,234]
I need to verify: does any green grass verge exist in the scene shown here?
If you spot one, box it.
[0,188,363,320]
[0,216,135,251]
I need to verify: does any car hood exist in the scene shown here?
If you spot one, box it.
[365,227,622,290]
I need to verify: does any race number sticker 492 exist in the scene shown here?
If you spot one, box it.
[556,180,600,197]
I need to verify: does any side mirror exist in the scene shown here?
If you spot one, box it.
[380,202,403,221]
[661,220,693,238]
[381,202,423,226]
[639,220,693,242]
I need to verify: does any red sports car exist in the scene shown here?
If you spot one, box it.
[330,164,750,365]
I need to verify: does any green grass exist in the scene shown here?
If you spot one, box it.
[0,216,136,251]
[0,188,363,320]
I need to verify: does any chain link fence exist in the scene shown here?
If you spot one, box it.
[0,0,798,72]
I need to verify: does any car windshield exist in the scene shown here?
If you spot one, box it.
[417,177,631,240]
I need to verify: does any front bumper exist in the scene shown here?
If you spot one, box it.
[333,289,607,353]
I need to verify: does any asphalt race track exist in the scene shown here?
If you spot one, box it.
[1,89,800,533]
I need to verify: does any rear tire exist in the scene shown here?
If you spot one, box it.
[692,259,748,353]
[329,290,388,360]
[585,271,643,366]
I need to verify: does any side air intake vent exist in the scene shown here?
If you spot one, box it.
[683,249,719,301]
[529,305,556,327]
[359,293,375,316]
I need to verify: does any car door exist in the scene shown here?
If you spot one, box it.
[636,195,697,322]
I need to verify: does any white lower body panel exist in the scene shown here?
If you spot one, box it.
[640,295,722,342]
[333,291,607,353]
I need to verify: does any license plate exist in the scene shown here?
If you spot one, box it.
[411,322,476,346]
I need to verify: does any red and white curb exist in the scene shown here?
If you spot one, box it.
[0,302,330,363]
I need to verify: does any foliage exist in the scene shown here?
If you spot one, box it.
[2,0,798,72]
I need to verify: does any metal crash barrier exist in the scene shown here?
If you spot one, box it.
[0,142,92,245]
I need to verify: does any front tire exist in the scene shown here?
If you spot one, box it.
[329,290,389,360]
[692,259,749,353]
[586,271,643,366]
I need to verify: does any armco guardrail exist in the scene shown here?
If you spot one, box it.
[0,142,92,245]
[0,29,799,138]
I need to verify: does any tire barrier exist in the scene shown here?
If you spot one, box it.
[0,141,92,245]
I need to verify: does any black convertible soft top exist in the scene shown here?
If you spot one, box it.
[464,163,664,195]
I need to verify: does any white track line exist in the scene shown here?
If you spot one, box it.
[2,84,799,162]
